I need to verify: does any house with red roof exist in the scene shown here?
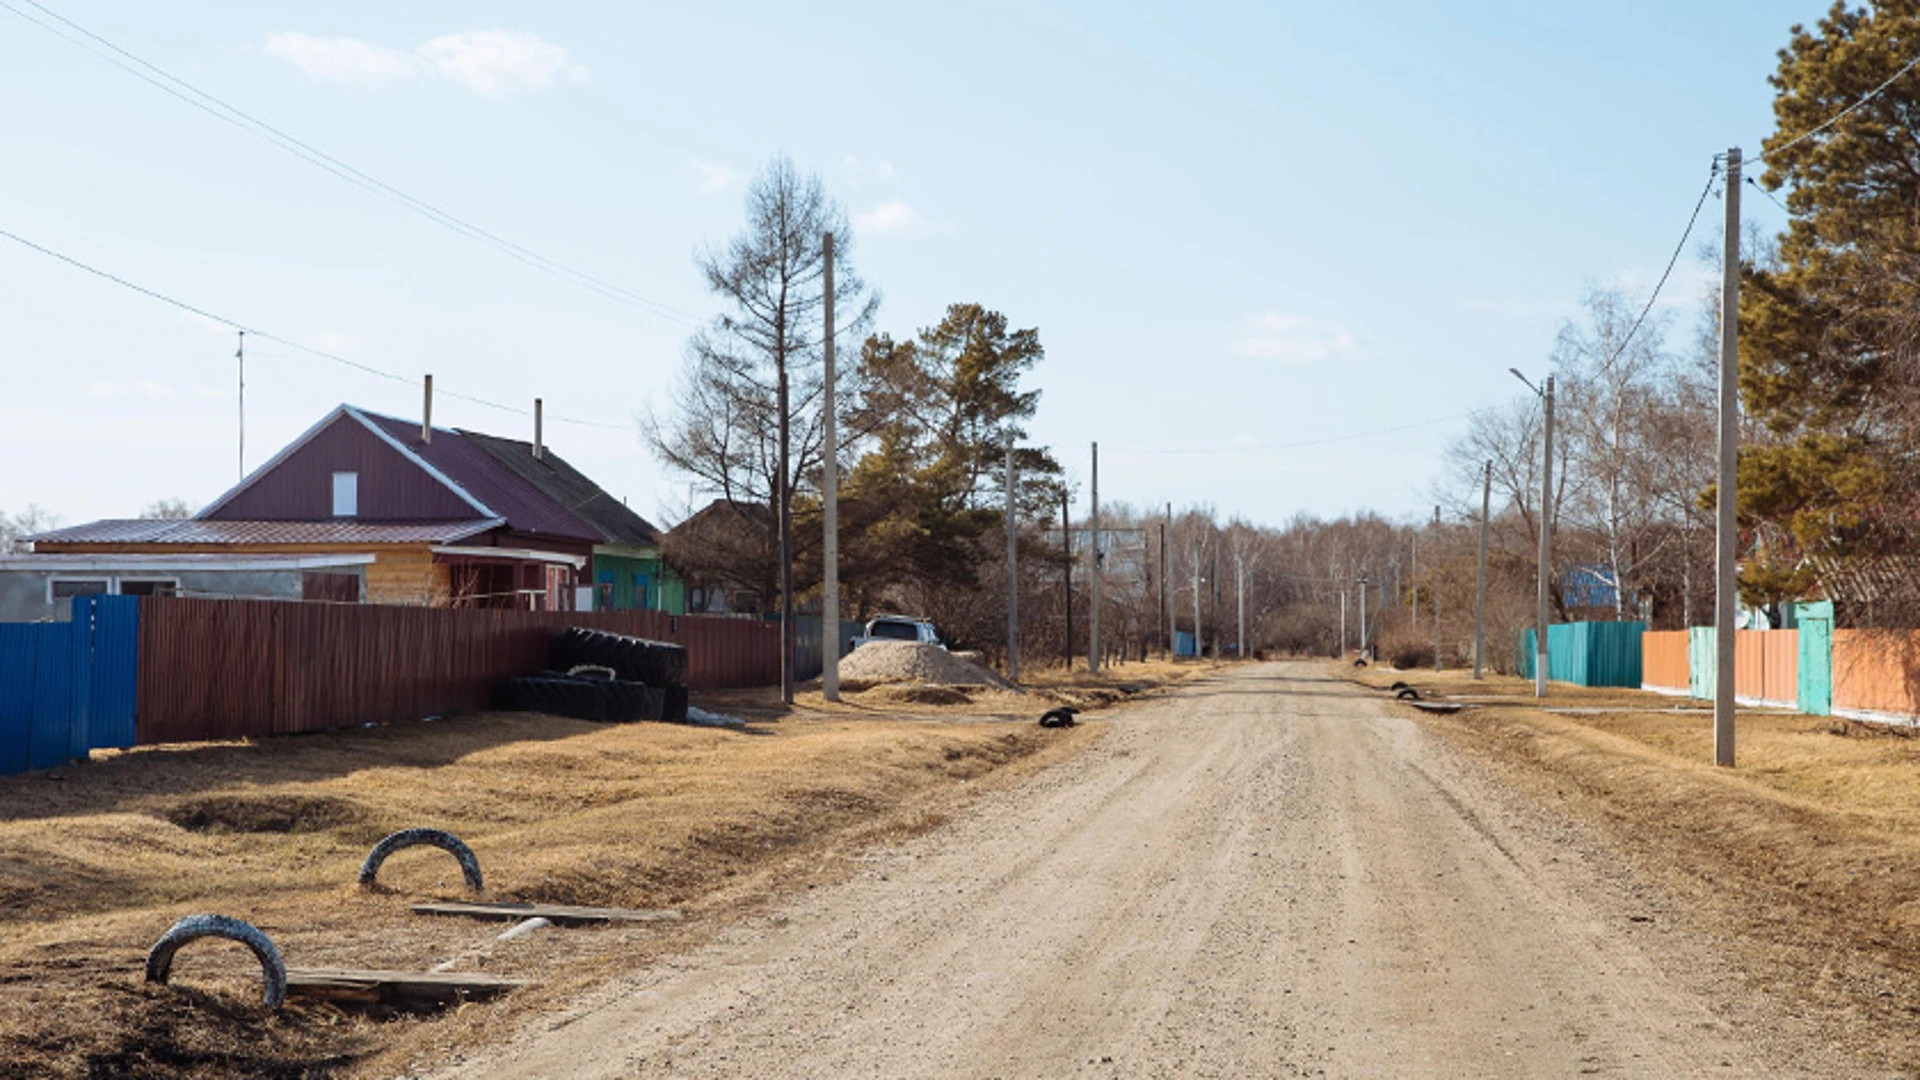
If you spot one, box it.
[23,404,672,611]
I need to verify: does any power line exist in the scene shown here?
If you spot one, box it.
[0,224,624,429]
[1106,413,1472,456]
[1749,49,1920,170]
[1746,174,1792,216]
[1,0,701,326]
[1589,159,1720,382]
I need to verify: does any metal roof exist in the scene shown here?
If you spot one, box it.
[27,519,501,546]
[0,553,377,571]
[459,430,660,548]
[353,410,603,543]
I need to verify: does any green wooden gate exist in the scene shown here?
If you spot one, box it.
[1794,601,1834,716]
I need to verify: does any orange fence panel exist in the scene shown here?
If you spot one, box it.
[1641,631,1689,691]
[1832,629,1920,717]
[1731,630,1797,704]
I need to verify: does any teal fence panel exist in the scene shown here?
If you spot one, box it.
[1518,622,1643,687]
[1688,627,1715,700]
[1794,601,1834,716]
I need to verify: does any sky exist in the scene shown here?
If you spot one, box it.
[0,1,1809,532]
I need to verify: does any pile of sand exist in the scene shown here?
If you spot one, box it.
[837,641,1013,691]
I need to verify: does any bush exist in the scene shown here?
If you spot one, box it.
[1387,642,1435,670]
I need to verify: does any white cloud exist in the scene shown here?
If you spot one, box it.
[688,158,742,193]
[1227,312,1357,363]
[262,32,419,87]
[417,30,589,96]
[853,200,948,237]
[261,29,587,96]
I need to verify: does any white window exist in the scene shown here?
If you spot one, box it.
[332,471,358,517]
[48,578,109,602]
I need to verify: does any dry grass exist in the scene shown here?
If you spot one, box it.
[0,702,1103,1079]
[1335,660,1920,1071]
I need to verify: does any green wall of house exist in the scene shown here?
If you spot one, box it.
[591,552,686,614]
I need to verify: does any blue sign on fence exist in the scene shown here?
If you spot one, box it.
[0,595,137,776]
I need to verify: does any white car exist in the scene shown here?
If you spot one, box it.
[849,615,944,651]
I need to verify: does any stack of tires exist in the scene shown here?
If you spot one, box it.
[491,628,690,724]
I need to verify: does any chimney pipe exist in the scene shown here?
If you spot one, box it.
[533,398,544,460]
[421,375,433,444]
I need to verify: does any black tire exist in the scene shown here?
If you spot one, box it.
[661,685,689,723]
[494,676,611,722]
[554,627,688,687]
[604,680,665,722]
[145,914,288,1009]
[1396,687,1420,700]
[359,827,484,892]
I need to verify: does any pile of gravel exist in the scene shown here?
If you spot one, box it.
[837,641,1013,691]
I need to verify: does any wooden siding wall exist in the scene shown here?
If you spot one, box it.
[134,598,779,744]
[1641,631,1689,692]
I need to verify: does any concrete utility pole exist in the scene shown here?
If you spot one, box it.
[822,232,841,702]
[1005,430,1019,683]
[1191,547,1203,664]
[1358,576,1369,660]
[1474,460,1491,679]
[1210,545,1221,658]
[1716,148,1742,768]
[1089,442,1101,673]
[1410,530,1419,628]
[1158,518,1168,659]
[1538,375,1554,697]
[1512,367,1554,696]
[1165,503,1175,658]
[1061,487,1073,668]
[1235,553,1246,660]
[1433,506,1443,672]
[235,330,245,479]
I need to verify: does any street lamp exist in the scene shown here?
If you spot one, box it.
[1512,368,1555,698]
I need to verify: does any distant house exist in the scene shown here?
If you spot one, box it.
[26,403,679,611]
[664,499,774,616]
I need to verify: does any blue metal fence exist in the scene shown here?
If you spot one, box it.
[0,595,137,776]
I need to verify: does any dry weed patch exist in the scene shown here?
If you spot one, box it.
[0,704,1100,1079]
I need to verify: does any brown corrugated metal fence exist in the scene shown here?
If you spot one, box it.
[1641,631,1689,692]
[1734,629,1798,705]
[135,598,780,744]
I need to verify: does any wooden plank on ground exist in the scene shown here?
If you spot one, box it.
[409,900,684,926]
[287,967,528,1009]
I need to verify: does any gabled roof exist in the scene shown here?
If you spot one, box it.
[28,519,499,546]
[460,430,659,548]
[195,404,606,544]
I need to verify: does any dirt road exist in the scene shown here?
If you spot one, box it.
[439,663,1873,1078]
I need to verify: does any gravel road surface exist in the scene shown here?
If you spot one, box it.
[443,662,1865,1078]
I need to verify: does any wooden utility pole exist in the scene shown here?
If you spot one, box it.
[1005,431,1019,682]
[1473,460,1491,679]
[1715,147,1742,767]
[822,232,840,702]
[1089,442,1101,673]
[1157,517,1168,659]
[1358,575,1369,660]
[1340,589,1348,657]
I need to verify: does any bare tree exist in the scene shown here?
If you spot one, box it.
[139,497,193,520]
[645,158,877,697]
[0,505,61,553]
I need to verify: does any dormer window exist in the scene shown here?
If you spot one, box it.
[332,472,358,517]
